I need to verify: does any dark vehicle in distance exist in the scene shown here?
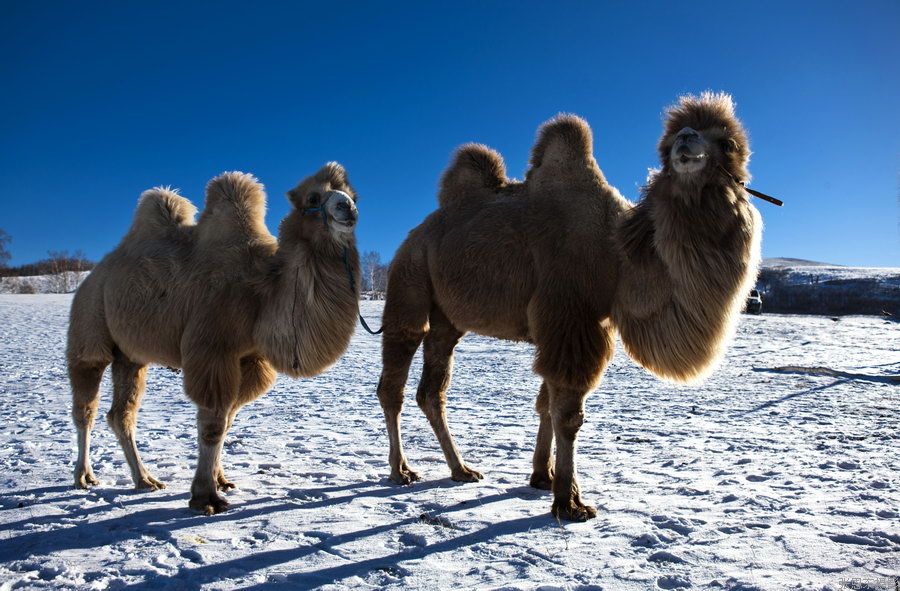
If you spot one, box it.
[745,289,763,314]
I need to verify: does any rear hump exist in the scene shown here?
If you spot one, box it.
[197,172,273,245]
[526,114,601,189]
[438,144,507,208]
[128,187,197,239]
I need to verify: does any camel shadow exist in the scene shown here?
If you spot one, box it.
[0,477,514,566]
[0,492,289,563]
[0,484,73,510]
[121,484,555,590]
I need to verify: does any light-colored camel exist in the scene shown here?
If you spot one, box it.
[67,163,361,514]
[377,93,761,521]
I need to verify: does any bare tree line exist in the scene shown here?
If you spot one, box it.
[0,230,94,293]
[360,250,389,299]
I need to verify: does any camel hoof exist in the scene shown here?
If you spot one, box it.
[551,499,598,522]
[136,475,167,491]
[190,492,230,515]
[75,469,99,489]
[217,479,237,491]
[451,466,483,483]
[389,466,421,485]
[529,472,553,490]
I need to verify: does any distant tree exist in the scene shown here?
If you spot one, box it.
[0,229,10,268]
[72,249,91,285]
[361,250,381,292]
[47,249,73,293]
[373,261,390,297]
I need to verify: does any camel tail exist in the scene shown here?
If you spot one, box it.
[526,114,597,186]
[438,143,507,208]
[129,187,197,237]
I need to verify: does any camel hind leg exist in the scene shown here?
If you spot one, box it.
[416,307,481,482]
[108,351,165,490]
[70,360,109,488]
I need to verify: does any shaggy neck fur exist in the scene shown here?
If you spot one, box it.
[612,169,761,383]
[256,229,360,378]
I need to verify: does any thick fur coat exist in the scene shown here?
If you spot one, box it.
[377,93,761,521]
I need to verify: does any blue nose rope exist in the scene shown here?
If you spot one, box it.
[301,198,383,336]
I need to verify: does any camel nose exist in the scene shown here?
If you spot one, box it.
[326,190,357,225]
[677,127,699,141]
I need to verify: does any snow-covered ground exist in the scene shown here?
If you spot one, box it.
[0,295,897,590]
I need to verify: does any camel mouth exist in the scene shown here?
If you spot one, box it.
[671,141,708,174]
[331,217,357,233]
[677,153,705,163]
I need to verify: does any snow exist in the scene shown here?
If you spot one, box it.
[0,295,898,590]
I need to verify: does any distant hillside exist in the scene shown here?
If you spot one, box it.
[756,262,899,316]
[763,257,838,268]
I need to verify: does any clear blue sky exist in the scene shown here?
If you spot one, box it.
[2,1,898,267]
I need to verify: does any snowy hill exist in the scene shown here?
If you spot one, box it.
[763,257,838,268]
[756,263,899,316]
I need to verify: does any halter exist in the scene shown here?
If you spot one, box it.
[717,164,784,207]
[296,191,383,337]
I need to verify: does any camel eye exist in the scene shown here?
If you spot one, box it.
[308,192,321,206]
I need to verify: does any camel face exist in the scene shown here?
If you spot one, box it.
[658,92,751,185]
[322,190,358,235]
[670,127,709,175]
[287,162,359,244]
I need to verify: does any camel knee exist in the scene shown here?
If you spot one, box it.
[199,422,226,446]
[106,405,137,435]
[535,383,550,416]
[553,409,585,437]
[72,402,99,429]
[376,374,405,415]
[415,386,444,418]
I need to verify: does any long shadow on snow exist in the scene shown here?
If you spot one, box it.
[734,379,848,416]
[122,485,552,590]
[0,479,483,564]
[0,494,286,562]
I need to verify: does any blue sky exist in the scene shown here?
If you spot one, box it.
[2,1,898,267]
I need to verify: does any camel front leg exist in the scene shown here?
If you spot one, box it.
[190,406,230,514]
[548,383,595,521]
[377,330,425,484]
[529,382,554,490]
[215,407,238,491]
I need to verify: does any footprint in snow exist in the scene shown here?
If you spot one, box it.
[656,574,692,589]
[651,515,700,536]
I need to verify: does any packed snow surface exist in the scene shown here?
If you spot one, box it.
[0,295,897,590]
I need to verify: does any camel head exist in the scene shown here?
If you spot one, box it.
[658,92,750,186]
[285,162,358,245]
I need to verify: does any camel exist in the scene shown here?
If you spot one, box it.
[67,163,361,514]
[377,93,761,521]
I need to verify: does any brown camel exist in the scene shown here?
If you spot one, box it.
[67,163,361,514]
[377,93,761,521]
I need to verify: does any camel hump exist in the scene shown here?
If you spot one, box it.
[197,172,272,244]
[438,143,507,208]
[526,114,598,187]
[204,171,267,223]
[129,187,197,237]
